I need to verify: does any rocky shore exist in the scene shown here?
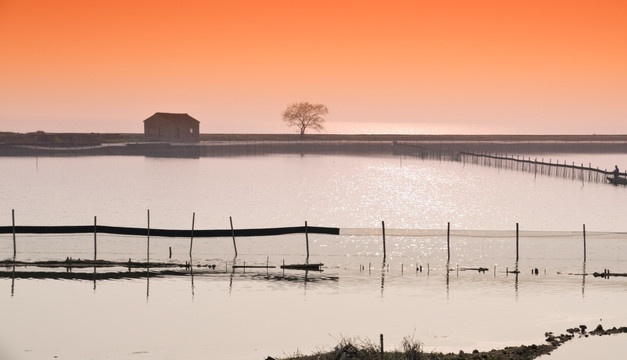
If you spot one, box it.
[270,324,627,360]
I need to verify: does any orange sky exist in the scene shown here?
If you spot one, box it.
[1,0,626,134]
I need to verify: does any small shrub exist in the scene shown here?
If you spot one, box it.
[400,336,423,360]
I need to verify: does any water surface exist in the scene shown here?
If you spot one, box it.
[1,154,626,359]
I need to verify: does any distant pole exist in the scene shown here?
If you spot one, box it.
[230,216,238,257]
[516,223,519,262]
[12,209,16,259]
[147,209,150,264]
[305,221,310,259]
[381,221,386,260]
[189,212,195,258]
[93,216,97,261]
[583,224,587,262]
[447,222,451,261]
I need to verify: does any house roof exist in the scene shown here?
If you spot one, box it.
[144,112,200,125]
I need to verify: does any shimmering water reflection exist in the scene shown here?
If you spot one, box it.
[1,154,627,359]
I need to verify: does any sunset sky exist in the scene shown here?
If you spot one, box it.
[1,0,626,134]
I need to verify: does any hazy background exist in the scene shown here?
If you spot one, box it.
[1,0,626,134]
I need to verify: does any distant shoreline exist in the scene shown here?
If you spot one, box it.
[3,131,627,144]
[1,132,626,157]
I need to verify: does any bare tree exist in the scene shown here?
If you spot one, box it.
[281,102,328,136]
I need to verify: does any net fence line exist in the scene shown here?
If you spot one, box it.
[459,152,621,184]
[340,228,627,239]
[1,226,625,240]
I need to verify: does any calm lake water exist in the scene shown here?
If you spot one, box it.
[1,153,626,359]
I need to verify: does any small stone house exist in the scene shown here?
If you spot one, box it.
[143,112,200,142]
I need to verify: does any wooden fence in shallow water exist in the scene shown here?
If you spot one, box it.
[0,210,340,261]
[459,152,625,184]
[2,209,613,266]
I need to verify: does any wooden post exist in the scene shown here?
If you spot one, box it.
[583,224,587,262]
[147,209,150,264]
[381,221,386,260]
[12,209,16,258]
[93,216,97,261]
[447,222,451,261]
[230,216,238,257]
[305,221,310,259]
[189,212,195,258]
[516,223,519,262]
[380,334,384,359]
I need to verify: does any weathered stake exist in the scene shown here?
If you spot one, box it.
[381,221,386,260]
[12,209,16,258]
[305,221,310,259]
[583,224,587,262]
[516,222,519,262]
[147,209,151,264]
[447,222,451,261]
[189,212,195,258]
[230,216,238,257]
[93,216,97,261]
[380,334,384,359]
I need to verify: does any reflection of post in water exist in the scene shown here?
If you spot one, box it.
[146,265,150,301]
[190,262,195,298]
[228,272,233,295]
[582,262,586,297]
[505,263,520,298]
[304,270,309,294]
[229,258,236,295]
[514,263,519,299]
[11,265,15,297]
[446,261,450,299]
[380,261,386,296]
[93,266,97,292]
[266,256,270,278]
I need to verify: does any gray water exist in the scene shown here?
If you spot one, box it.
[1,154,626,359]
